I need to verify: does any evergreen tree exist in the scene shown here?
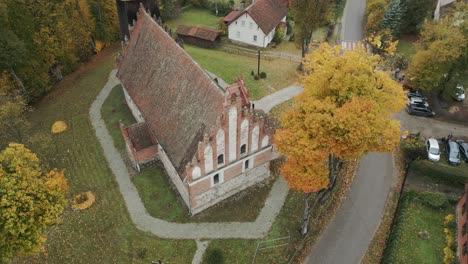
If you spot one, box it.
[380,0,406,37]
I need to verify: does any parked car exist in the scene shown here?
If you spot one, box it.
[453,84,465,101]
[406,104,435,117]
[459,142,468,162]
[408,97,429,107]
[446,141,461,165]
[407,91,427,100]
[426,138,440,162]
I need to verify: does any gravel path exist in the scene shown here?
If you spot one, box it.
[89,70,289,239]
[192,240,210,264]
[252,85,303,112]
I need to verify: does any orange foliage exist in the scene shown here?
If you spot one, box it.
[275,44,406,193]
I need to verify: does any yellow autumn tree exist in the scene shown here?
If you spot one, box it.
[276,44,406,192]
[0,143,68,262]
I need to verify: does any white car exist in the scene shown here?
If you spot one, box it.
[408,97,429,107]
[426,138,440,162]
[453,84,465,101]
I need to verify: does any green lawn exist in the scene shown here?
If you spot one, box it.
[14,47,196,264]
[266,41,302,56]
[410,159,468,187]
[165,7,221,30]
[185,45,299,99]
[203,191,307,263]
[100,85,275,223]
[383,191,452,264]
[270,99,296,122]
[396,38,417,61]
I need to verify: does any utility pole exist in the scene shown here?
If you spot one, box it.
[257,50,260,76]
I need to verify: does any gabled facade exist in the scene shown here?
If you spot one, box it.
[227,0,288,47]
[117,5,276,215]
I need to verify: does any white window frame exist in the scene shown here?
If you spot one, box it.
[241,20,245,27]
[249,22,253,29]
[236,31,240,38]
[253,35,257,42]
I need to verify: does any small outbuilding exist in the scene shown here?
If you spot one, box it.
[176,25,222,48]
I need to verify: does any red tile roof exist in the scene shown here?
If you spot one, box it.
[224,10,240,23]
[231,0,288,35]
[117,11,226,174]
[176,25,222,42]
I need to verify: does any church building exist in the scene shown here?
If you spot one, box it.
[117,5,276,214]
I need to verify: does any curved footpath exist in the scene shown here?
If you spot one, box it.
[89,70,289,240]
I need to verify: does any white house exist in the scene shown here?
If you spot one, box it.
[226,0,288,48]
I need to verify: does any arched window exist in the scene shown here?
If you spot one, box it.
[216,129,225,167]
[240,119,249,155]
[251,125,259,152]
[240,144,247,155]
[228,108,237,162]
[217,154,224,165]
[192,166,201,180]
[204,145,213,173]
[244,160,249,170]
[261,135,269,148]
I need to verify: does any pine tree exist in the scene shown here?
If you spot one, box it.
[380,0,406,37]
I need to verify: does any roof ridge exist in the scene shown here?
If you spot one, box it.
[142,9,226,93]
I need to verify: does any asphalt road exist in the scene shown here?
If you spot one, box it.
[341,0,366,41]
[305,153,394,264]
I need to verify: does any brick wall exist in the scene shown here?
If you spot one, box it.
[191,162,270,215]
[188,147,272,214]
[158,145,190,207]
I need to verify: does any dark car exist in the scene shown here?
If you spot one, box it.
[459,142,468,162]
[406,104,435,117]
[407,91,427,100]
[446,141,461,165]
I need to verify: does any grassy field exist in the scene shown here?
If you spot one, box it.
[14,47,196,264]
[266,41,301,56]
[165,7,221,30]
[203,191,307,263]
[396,37,417,61]
[270,99,296,122]
[185,45,299,99]
[101,85,275,223]
[383,191,452,264]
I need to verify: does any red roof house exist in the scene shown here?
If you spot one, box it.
[227,0,288,47]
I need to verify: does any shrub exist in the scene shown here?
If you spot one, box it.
[260,72,267,79]
[218,18,227,36]
[251,70,255,76]
[273,28,285,43]
[254,74,260,80]
[205,248,224,264]
[392,54,409,70]
[417,191,448,209]
[401,135,425,161]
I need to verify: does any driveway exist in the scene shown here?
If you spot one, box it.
[397,111,468,138]
[341,0,366,41]
[305,153,394,264]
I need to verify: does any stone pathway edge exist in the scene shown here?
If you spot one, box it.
[89,70,289,240]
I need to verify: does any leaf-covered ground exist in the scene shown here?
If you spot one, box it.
[14,46,196,264]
